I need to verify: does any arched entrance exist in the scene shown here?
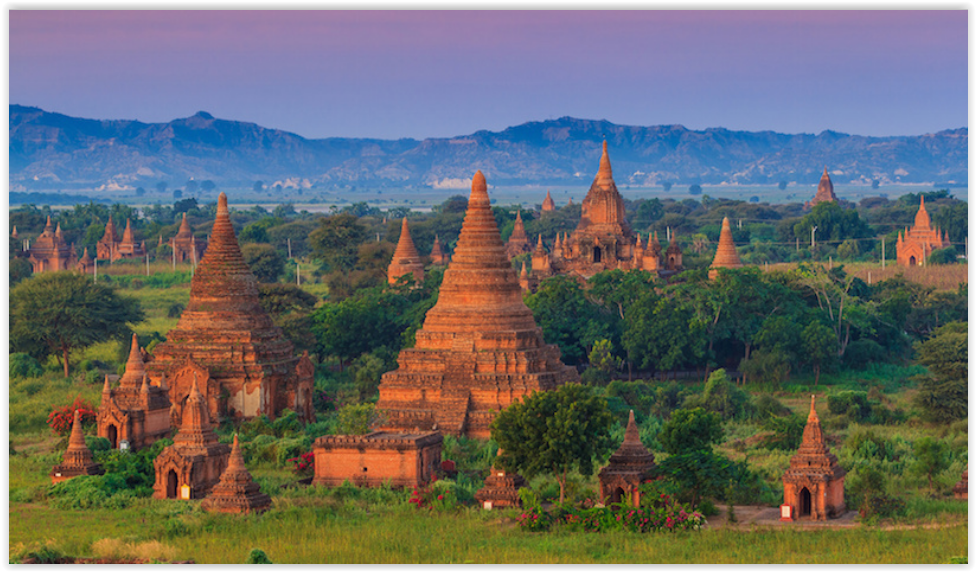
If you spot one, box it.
[166,470,179,499]
[909,256,917,266]
[593,247,602,263]
[107,424,118,449]
[799,487,812,517]
[612,486,626,506]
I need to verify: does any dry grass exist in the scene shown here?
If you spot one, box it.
[91,538,179,562]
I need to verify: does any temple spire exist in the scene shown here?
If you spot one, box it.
[624,410,640,444]
[119,333,146,388]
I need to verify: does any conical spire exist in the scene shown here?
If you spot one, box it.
[576,141,630,235]
[624,410,640,444]
[388,217,424,285]
[603,409,655,467]
[542,190,556,212]
[174,377,219,448]
[50,407,102,483]
[808,167,838,206]
[709,217,743,279]
[797,394,828,454]
[11,225,17,238]
[533,234,547,256]
[430,235,447,265]
[176,212,192,238]
[520,261,528,278]
[102,374,111,395]
[55,222,63,240]
[119,333,146,388]
[122,218,135,244]
[201,433,272,514]
[43,216,54,234]
[596,140,613,187]
[226,434,245,473]
[68,408,87,449]
[914,195,932,229]
[141,373,151,395]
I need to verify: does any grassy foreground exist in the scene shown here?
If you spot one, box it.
[9,500,967,564]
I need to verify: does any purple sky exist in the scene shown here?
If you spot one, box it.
[9,10,968,140]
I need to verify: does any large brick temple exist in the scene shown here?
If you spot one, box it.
[896,196,949,267]
[145,192,314,423]
[375,171,579,439]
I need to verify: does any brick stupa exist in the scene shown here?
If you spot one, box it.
[376,171,579,438]
[896,196,949,267]
[505,211,533,259]
[598,410,656,506]
[430,235,449,265]
[51,409,104,484]
[27,216,78,273]
[475,449,527,509]
[154,379,231,499]
[388,217,425,285]
[709,217,744,279]
[146,193,314,423]
[202,435,272,514]
[805,167,839,208]
[782,395,846,520]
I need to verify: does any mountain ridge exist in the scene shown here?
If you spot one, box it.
[9,104,967,190]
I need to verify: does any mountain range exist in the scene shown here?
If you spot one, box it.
[9,104,968,191]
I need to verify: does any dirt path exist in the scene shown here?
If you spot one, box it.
[705,505,967,531]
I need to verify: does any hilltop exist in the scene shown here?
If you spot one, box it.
[9,105,967,190]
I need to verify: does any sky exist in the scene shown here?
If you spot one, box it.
[8,10,969,140]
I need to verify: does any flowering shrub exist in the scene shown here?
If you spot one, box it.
[516,491,705,534]
[286,451,315,477]
[47,397,97,436]
[408,478,457,512]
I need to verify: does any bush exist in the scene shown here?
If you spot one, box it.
[827,390,872,422]
[85,369,105,385]
[86,436,111,452]
[683,369,753,421]
[754,394,791,419]
[758,414,804,451]
[843,339,886,369]
[337,403,378,435]
[9,352,43,379]
[245,549,273,564]
[167,303,185,318]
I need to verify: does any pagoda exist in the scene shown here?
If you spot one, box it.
[598,411,656,506]
[97,334,172,450]
[50,409,104,484]
[171,213,207,264]
[782,395,846,520]
[375,171,579,438]
[429,235,449,265]
[708,217,743,279]
[505,211,532,259]
[97,216,145,261]
[541,190,556,212]
[154,379,231,500]
[388,217,425,285]
[805,167,839,208]
[145,193,314,423]
[27,216,78,273]
[202,435,272,514]
[76,248,95,275]
[531,142,639,278]
[475,449,527,509]
[896,196,949,266]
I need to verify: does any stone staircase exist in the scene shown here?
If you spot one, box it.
[437,392,471,436]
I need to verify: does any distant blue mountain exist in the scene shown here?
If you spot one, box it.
[9,105,967,190]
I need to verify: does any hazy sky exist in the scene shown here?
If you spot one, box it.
[8,10,968,140]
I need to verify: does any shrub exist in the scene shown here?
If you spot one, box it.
[86,436,111,452]
[337,403,378,435]
[683,369,753,421]
[287,451,315,477]
[167,303,185,318]
[827,390,872,422]
[245,549,273,564]
[9,352,43,379]
[843,339,886,369]
[758,414,804,451]
[754,394,791,419]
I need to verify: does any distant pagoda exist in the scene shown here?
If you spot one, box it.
[896,196,949,266]
[708,217,743,279]
[376,171,579,438]
[388,217,425,285]
[805,167,838,208]
[505,211,533,258]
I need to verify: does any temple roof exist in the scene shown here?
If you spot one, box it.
[173,378,220,449]
[119,333,147,389]
[542,190,556,211]
[575,141,632,237]
[392,217,421,260]
[913,196,932,230]
[175,213,194,239]
[121,218,136,244]
[607,410,656,466]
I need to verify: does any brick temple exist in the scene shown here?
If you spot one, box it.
[50,409,104,484]
[598,410,656,506]
[896,196,949,267]
[475,449,527,509]
[97,334,172,450]
[26,216,78,273]
[429,235,449,265]
[708,217,743,280]
[170,213,207,264]
[782,396,846,520]
[387,217,425,285]
[805,167,839,208]
[376,171,579,438]
[312,431,443,488]
[97,216,145,261]
[154,379,230,500]
[505,211,532,258]
[202,434,272,514]
[145,192,315,423]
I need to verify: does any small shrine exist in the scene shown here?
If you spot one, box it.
[474,449,527,509]
[201,435,272,514]
[50,409,104,484]
[153,379,231,500]
[430,235,449,265]
[598,411,656,506]
[953,465,967,500]
[97,216,145,261]
[97,334,171,450]
[170,213,207,264]
[505,211,532,258]
[312,431,443,489]
[782,395,846,520]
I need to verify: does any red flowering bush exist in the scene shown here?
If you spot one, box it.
[521,491,705,534]
[47,397,97,436]
[286,451,315,477]
[408,478,457,512]
[516,505,552,532]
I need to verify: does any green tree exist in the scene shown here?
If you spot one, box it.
[241,243,285,283]
[683,369,752,421]
[524,275,612,365]
[10,273,144,377]
[910,437,951,493]
[337,403,378,435]
[655,407,729,508]
[913,322,967,424]
[308,213,368,271]
[9,257,33,287]
[801,321,837,386]
[491,383,615,503]
[657,407,723,455]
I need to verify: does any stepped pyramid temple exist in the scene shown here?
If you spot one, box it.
[505,211,533,258]
[530,142,681,282]
[154,380,231,500]
[97,334,172,450]
[897,196,949,267]
[375,171,579,438]
[430,235,449,265]
[598,410,657,506]
[387,217,425,285]
[51,409,104,484]
[171,213,207,263]
[805,167,839,208]
[202,435,272,514]
[709,217,743,279]
[26,216,78,273]
[782,396,846,520]
[97,216,145,261]
[475,449,527,509]
[145,193,315,423]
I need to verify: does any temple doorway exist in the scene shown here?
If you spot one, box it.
[612,486,625,505]
[799,487,812,517]
[107,425,118,449]
[166,470,179,499]
[593,247,602,263]
[909,256,917,266]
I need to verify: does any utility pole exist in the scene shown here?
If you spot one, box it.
[287,238,292,259]
[94,258,97,283]
[811,226,818,250]
[146,252,150,276]
[881,238,885,269]
[296,262,301,286]
[796,237,799,252]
